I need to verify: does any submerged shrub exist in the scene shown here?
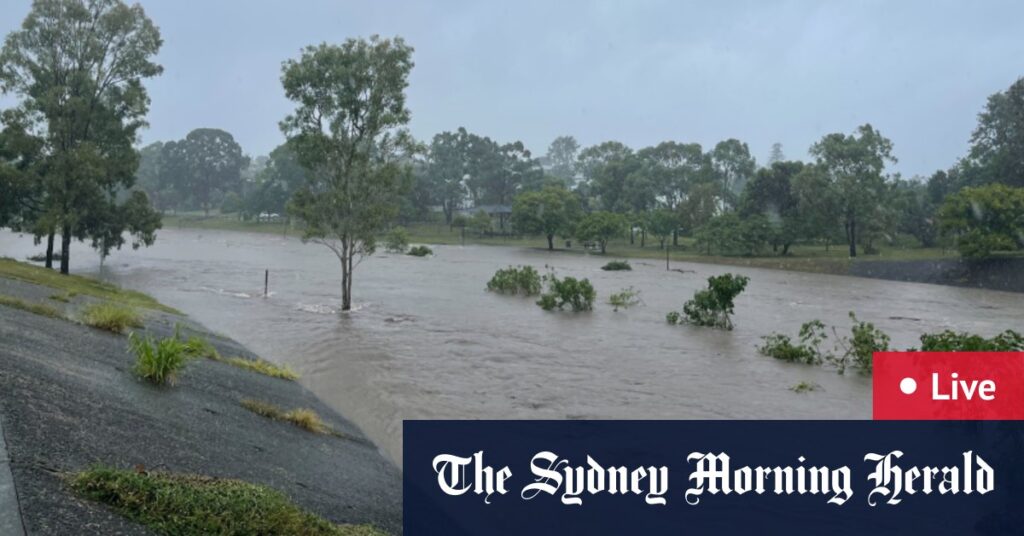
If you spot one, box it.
[487,266,542,296]
[668,273,749,330]
[918,329,1024,351]
[601,260,631,271]
[81,302,143,333]
[384,227,410,253]
[537,272,596,312]
[609,287,641,311]
[790,381,820,393]
[831,312,890,375]
[666,311,681,324]
[407,245,432,257]
[758,320,829,365]
[130,332,189,386]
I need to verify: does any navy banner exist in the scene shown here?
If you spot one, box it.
[403,421,1024,535]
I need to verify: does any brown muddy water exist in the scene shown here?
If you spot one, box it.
[3,229,1022,467]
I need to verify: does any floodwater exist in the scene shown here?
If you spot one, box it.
[2,229,1022,467]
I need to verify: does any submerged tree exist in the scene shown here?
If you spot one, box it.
[281,36,415,311]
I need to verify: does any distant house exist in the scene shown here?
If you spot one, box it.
[455,204,513,231]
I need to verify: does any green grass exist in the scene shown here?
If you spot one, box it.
[221,356,299,380]
[240,399,337,435]
[0,293,65,319]
[0,258,179,314]
[70,467,383,536]
[129,332,190,386]
[81,302,143,334]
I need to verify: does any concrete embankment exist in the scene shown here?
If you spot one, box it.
[0,275,401,535]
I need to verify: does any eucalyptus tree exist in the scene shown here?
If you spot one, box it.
[0,0,163,273]
[709,139,757,207]
[428,129,470,224]
[281,36,415,311]
[545,135,580,185]
[159,128,248,214]
[739,161,805,254]
[577,141,637,212]
[809,124,895,257]
[962,77,1024,188]
[511,185,580,250]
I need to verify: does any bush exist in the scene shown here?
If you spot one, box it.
[70,467,382,536]
[601,260,631,271]
[487,266,542,295]
[537,273,595,312]
[407,245,432,257]
[609,287,641,311]
[666,311,681,324]
[668,273,749,329]
[758,320,828,365]
[130,332,189,386]
[830,312,889,375]
[384,227,409,253]
[918,329,1024,351]
[81,302,143,333]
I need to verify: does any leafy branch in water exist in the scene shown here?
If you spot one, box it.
[608,287,642,312]
[667,273,749,330]
[537,271,595,312]
[487,266,542,296]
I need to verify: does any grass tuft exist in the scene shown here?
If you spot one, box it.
[0,293,64,319]
[240,399,335,435]
[70,466,383,536]
[130,332,189,386]
[81,302,143,334]
[222,357,299,380]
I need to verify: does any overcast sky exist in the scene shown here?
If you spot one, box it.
[3,0,1024,178]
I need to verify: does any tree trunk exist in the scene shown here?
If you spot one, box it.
[546,234,554,250]
[641,229,646,248]
[673,229,678,246]
[848,217,857,258]
[782,242,790,256]
[600,240,606,254]
[340,240,352,311]
[45,232,55,269]
[59,226,71,275]
[629,228,634,245]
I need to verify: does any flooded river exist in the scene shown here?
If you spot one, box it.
[3,228,1022,466]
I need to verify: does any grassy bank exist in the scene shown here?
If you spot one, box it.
[160,213,958,275]
[0,257,180,314]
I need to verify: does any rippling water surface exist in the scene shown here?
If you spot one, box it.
[4,229,1022,466]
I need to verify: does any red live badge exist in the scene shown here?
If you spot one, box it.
[873,352,1024,420]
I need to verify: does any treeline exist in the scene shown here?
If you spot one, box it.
[397,78,1024,261]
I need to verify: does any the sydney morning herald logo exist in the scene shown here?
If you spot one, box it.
[431,449,994,507]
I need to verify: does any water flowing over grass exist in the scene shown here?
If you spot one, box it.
[70,467,384,536]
